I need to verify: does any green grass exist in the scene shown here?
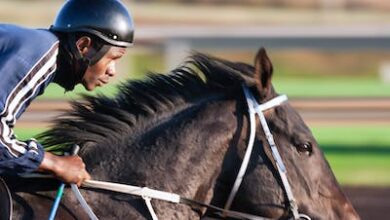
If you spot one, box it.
[14,127,46,141]
[311,125,390,186]
[326,154,390,186]
[273,76,390,97]
[311,125,390,147]
[37,83,120,100]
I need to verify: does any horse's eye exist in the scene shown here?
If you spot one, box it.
[296,142,313,155]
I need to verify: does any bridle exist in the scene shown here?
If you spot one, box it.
[22,85,311,220]
[223,86,310,220]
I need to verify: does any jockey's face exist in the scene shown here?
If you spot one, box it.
[81,46,127,91]
[75,36,127,91]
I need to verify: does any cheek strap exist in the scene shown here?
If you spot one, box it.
[69,34,111,67]
[87,44,111,66]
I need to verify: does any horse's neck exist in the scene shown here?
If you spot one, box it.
[88,99,241,197]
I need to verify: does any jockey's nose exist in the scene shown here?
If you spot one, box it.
[107,61,116,77]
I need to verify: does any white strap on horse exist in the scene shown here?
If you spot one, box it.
[142,196,159,220]
[83,179,277,220]
[81,180,180,220]
[83,180,181,203]
[224,85,310,220]
[20,174,178,220]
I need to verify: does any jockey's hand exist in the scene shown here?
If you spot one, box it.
[38,152,91,187]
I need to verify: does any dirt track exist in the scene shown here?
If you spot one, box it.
[343,186,390,220]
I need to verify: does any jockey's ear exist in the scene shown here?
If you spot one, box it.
[254,47,273,99]
[75,36,93,56]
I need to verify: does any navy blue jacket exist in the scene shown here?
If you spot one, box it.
[0,24,59,175]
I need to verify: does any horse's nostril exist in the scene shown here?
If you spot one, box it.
[296,142,313,155]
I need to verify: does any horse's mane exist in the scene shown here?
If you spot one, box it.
[40,52,256,153]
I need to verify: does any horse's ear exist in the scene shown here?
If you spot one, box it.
[254,47,273,98]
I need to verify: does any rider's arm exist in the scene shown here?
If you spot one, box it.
[0,43,59,175]
[0,49,90,184]
[0,26,90,185]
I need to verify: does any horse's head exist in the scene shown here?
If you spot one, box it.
[38,48,359,220]
[207,48,360,220]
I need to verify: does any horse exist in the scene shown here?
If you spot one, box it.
[3,48,360,220]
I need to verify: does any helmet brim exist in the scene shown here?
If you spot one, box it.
[50,26,134,48]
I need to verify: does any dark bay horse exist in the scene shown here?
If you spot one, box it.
[5,48,359,219]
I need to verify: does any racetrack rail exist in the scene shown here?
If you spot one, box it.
[16,97,390,128]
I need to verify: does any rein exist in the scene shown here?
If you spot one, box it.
[21,86,310,220]
[22,175,271,220]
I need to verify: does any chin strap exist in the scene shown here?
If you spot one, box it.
[66,34,111,83]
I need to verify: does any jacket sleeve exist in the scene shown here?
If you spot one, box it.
[0,135,45,175]
[0,44,58,175]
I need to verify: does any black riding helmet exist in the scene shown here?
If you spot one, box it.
[50,0,134,48]
[50,0,134,91]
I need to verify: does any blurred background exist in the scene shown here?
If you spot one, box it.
[2,0,390,218]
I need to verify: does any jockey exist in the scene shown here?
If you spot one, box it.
[0,0,134,186]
